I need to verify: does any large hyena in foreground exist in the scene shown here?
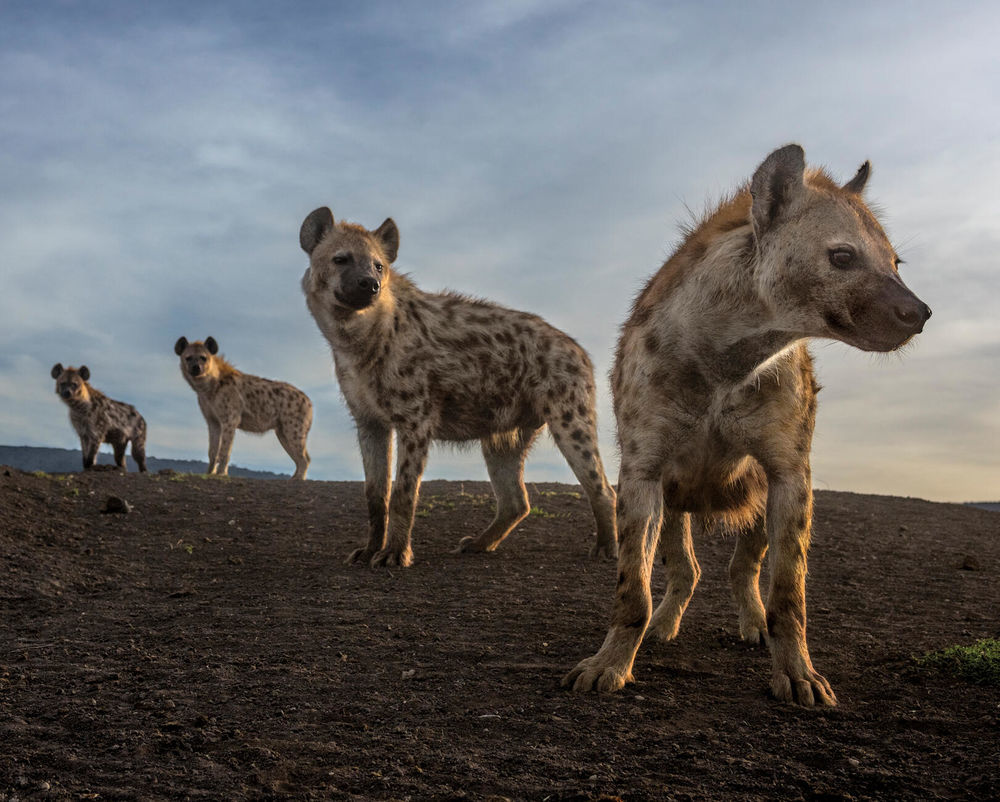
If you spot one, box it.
[299,207,617,567]
[564,145,931,706]
[174,337,313,479]
[51,363,148,472]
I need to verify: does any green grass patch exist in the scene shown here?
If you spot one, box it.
[917,639,1000,686]
[529,506,555,518]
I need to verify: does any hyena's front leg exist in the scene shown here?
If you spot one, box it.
[647,511,700,641]
[729,514,768,645]
[112,437,127,468]
[370,427,431,568]
[206,419,222,474]
[563,476,663,693]
[347,420,392,565]
[765,472,836,707]
[214,420,237,476]
[81,433,101,470]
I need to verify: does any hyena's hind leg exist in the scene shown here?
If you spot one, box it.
[729,514,768,645]
[275,422,310,480]
[547,406,617,559]
[647,511,700,641]
[112,437,128,469]
[457,426,541,554]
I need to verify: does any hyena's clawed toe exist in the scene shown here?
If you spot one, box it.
[300,207,616,565]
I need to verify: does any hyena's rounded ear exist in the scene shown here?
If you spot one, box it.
[750,144,806,236]
[174,337,189,355]
[205,336,219,355]
[300,207,335,255]
[842,160,871,194]
[373,217,399,263]
[51,363,64,379]
[79,366,90,381]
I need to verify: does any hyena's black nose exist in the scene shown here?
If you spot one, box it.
[894,301,932,333]
[357,276,380,295]
[61,390,72,399]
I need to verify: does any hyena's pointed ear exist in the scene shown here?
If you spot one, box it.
[205,336,219,355]
[300,207,335,255]
[750,144,806,236]
[79,366,90,381]
[174,337,188,355]
[51,363,64,379]
[373,217,399,263]
[842,160,871,194]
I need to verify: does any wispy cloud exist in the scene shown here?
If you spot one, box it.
[1,1,997,500]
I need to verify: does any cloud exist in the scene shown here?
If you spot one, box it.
[1,1,998,501]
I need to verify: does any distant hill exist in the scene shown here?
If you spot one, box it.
[0,445,289,479]
[967,501,1000,512]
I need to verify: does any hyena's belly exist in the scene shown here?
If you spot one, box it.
[433,388,542,442]
[662,454,767,517]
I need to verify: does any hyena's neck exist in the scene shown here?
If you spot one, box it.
[328,281,405,358]
[669,240,804,383]
[66,386,100,416]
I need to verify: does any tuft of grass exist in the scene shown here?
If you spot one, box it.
[529,506,555,518]
[917,639,1000,686]
[535,489,581,500]
[31,470,50,478]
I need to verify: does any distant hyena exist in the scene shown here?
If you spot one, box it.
[174,337,313,479]
[299,207,617,567]
[51,363,148,472]
[564,145,931,707]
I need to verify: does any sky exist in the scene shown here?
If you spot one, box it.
[1,0,998,503]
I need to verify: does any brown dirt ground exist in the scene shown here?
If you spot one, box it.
[1,467,998,801]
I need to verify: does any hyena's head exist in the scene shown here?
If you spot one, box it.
[174,336,219,382]
[51,363,91,402]
[299,207,399,315]
[750,144,931,352]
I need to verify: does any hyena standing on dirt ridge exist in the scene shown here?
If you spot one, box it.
[564,144,931,707]
[51,364,148,472]
[174,337,313,479]
[299,207,617,567]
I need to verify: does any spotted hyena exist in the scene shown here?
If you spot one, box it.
[299,207,617,567]
[174,337,312,479]
[51,363,148,472]
[564,145,931,707]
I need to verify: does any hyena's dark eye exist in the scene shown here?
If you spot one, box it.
[828,248,855,269]
[374,262,383,273]
[332,255,348,265]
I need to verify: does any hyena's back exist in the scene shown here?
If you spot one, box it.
[366,291,596,442]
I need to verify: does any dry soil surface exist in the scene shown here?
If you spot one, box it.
[1,467,998,800]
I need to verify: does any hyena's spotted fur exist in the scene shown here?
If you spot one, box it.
[51,363,148,472]
[299,207,617,567]
[564,145,931,707]
[174,337,313,479]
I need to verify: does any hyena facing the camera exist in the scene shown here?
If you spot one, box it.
[51,363,148,472]
[299,207,617,568]
[174,337,313,479]
[564,144,930,707]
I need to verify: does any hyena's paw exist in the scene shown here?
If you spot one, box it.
[369,546,414,568]
[454,535,498,554]
[345,546,377,566]
[561,654,633,694]
[738,612,768,647]
[770,665,837,708]
[589,537,618,560]
[647,605,683,642]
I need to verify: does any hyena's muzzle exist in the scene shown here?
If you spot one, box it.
[833,274,932,352]
[334,263,382,310]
